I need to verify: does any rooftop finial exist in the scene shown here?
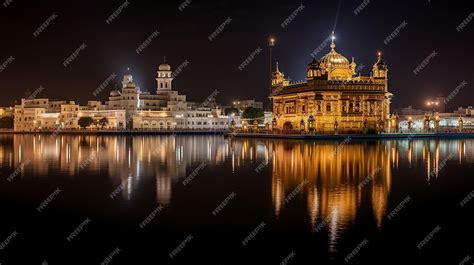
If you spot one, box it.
[276,62,279,72]
[163,56,166,64]
[330,31,336,50]
[377,52,382,62]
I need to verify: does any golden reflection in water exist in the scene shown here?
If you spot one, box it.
[267,141,391,251]
[228,138,473,252]
[1,135,473,246]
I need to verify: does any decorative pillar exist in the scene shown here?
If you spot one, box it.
[458,116,464,132]
[308,115,315,134]
[253,120,259,131]
[300,119,305,133]
[272,118,277,131]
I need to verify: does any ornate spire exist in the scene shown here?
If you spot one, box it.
[163,56,166,64]
[276,62,280,72]
[330,31,336,50]
[377,52,382,62]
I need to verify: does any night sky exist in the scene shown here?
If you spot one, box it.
[0,0,473,110]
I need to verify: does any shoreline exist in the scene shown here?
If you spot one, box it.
[0,130,226,135]
[224,132,474,140]
[1,130,474,140]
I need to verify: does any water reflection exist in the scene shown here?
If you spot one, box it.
[1,135,472,252]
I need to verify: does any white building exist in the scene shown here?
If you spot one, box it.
[13,61,235,132]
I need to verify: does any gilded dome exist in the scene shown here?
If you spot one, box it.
[318,33,350,71]
[319,47,350,70]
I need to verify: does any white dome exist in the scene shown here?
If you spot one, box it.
[110,90,121,97]
[159,64,171,71]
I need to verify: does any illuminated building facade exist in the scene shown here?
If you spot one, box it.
[270,33,393,133]
[12,61,231,131]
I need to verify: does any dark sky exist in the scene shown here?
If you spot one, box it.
[0,0,473,110]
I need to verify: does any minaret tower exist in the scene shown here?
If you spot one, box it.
[156,57,173,93]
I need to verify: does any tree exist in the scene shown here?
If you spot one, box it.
[78,117,94,129]
[242,107,264,123]
[98,117,108,128]
[0,116,14,129]
[224,107,240,116]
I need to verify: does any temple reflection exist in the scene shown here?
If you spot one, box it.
[0,135,472,250]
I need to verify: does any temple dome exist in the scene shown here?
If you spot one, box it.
[319,48,350,70]
[318,33,350,71]
[159,63,171,71]
[110,90,121,97]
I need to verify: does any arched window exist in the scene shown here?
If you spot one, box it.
[326,103,331,113]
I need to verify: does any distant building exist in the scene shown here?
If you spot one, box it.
[232,99,263,111]
[397,106,427,116]
[0,107,13,117]
[13,61,233,131]
[454,106,474,116]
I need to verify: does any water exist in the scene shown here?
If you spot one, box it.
[0,134,473,264]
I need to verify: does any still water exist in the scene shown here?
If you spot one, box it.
[0,135,473,264]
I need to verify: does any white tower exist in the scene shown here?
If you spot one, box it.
[156,57,173,93]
